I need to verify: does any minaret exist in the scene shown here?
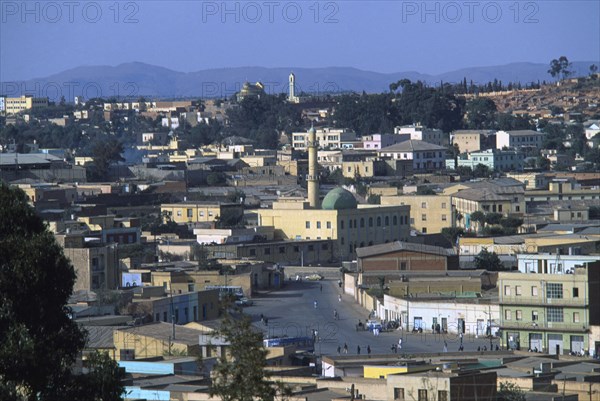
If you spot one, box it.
[288,72,297,103]
[307,125,320,208]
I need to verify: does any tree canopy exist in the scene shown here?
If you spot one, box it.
[0,184,124,400]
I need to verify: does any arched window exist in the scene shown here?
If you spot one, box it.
[385,216,389,226]
[340,220,344,229]
[377,217,382,226]
[393,215,398,225]
[349,219,353,229]
[360,218,365,228]
[369,217,373,227]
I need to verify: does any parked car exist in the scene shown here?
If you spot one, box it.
[304,274,323,281]
[235,297,253,306]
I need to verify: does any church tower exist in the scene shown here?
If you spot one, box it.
[288,72,299,103]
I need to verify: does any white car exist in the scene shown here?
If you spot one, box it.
[304,274,323,281]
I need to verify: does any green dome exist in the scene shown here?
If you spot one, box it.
[321,187,357,210]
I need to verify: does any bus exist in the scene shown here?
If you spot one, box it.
[204,285,244,299]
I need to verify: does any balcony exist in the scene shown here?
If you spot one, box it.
[500,296,588,307]
[500,320,589,333]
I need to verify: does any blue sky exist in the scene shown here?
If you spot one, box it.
[1,0,598,81]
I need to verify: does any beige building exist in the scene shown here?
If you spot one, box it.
[451,130,494,153]
[257,187,410,260]
[56,233,119,291]
[2,95,48,115]
[381,194,454,234]
[291,127,356,149]
[161,201,243,224]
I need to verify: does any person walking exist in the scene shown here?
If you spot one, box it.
[398,338,403,349]
[314,300,318,309]
[343,343,348,354]
[338,294,342,302]
[367,345,371,355]
[337,345,341,355]
[320,284,323,293]
[357,345,361,355]
[391,344,397,354]
[443,341,448,353]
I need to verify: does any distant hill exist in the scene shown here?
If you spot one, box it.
[1,61,596,101]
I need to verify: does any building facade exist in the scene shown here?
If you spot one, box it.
[498,256,600,356]
[378,140,447,172]
[291,127,356,149]
[381,195,454,234]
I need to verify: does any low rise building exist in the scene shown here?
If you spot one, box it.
[378,140,447,172]
[161,201,243,224]
[451,129,495,153]
[395,124,449,146]
[446,149,524,172]
[496,130,545,153]
[381,194,454,234]
[291,127,356,150]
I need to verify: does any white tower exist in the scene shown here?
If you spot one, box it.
[288,72,299,103]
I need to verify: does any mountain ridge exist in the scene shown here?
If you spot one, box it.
[1,61,595,101]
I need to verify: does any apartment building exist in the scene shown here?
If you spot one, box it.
[291,127,356,149]
[395,125,449,146]
[451,130,495,153]
[378,140,447,172]
[526,179,600,203]
[381,194,454,234]
[1,95,48,115]
[446,149,524,172]
[160,201,243,224]
[361,133,410,150]
[498,255,600,356]
[496,130,545,152]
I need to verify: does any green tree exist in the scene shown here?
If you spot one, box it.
[548,56,572,80]
[90,138,125,180]
[207,172,227,186]
[498,381,526,401]
[441,227,464,243]
[470,210,486,231]
[0,184,124,400]
[473,163,491,178]
[484,212,502,226]
[465,97,497,129]
[210,311,287,401]
[590,64,599,77]
[474,248,505,271]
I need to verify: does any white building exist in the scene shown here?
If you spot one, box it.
[382,294,499,336]
[378,140,447,172]
[496,130,545,151]
[362,133,410,150]
[395,125,449,146]
[291,127,356,149]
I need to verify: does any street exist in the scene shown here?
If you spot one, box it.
[244,279,498,356]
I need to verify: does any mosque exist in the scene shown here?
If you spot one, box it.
[258,126,411,261]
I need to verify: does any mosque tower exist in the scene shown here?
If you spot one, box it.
[288,72,299,103]
[307,125,320,208]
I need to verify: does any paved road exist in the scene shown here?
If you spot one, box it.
[244,279,498,356]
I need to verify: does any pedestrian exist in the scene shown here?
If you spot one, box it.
[338,294,342,302]
[320,284,322,293]
[443,341,448,353]
[391,344,397,354]
[264,318,268,326]
[260,314,264,323]
[314,300,318,309]
[337,345,341,355]
[343,343,348,354]
[398,338,403,349]
[367,345,371,355]
[334,309,338,320]
[338,279,342,288]
[477,346,481,351]
[357,345,361,355]
[495,345,499,351]
[483,345,487,351]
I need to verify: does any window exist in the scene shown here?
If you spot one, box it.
[498,205,503,212]
[393,216,397,225]
[317,221,321,229]
[369,217,373,227]
[505,310,511,320]
[438,390,448,401]
[249,249,256,256]
[306,221,311,229]
[264,248,271,255]
[421,214,427,221]
[400,262,407,270]
[421,202,427,208]
[516,286,522,296]
[393,388,405,400]
[327,221,332,229]
[532,311,538,321]
[377,217,382,226]
[177,210,182,217]
[504,285,511,296]
[441,202,447,209]
[547,307,564,322]
[200,211,204,217]
[573,312,580,323]
[208,211,213,216]
[418,389,427,401]
[308,245,314,251]
[573,287,579,297]
[340,220,344,229]
[532,286,538,296]
[321,243,328,250]
[516,310,522,320]
[442,214,447,221]
[547,283,563,299]
[187,209,193,218]
[293,246,299,253]
[279,246,285,254]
